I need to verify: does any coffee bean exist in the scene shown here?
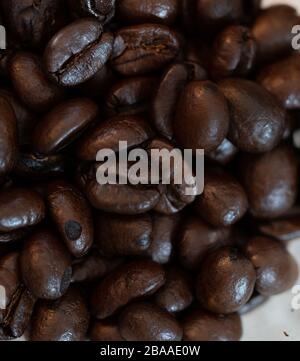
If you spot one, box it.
[90,319,124,341]
[70,0,116,24]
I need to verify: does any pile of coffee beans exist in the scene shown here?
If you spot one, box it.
[0,0,300,341]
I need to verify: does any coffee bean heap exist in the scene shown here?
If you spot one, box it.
[0,0,300,341]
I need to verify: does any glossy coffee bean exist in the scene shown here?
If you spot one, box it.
[111,24,181,76]
[91,260,165,319]
[119,302,183,341]
[183,309,242,341]
[20,229,72,300]
[258,54,300,110]
[0,188,45,233]
[70,0,116,24]
[177,216,231,270]
[90,320,123,341]
[243,236,299,296]
[218,79,285,153]
[252,5,299,64]
[239,145,298,219]
[105,76,158,116]
[194,168,248,227]
[174,81,229,152]
[196,247,256,314]
[30,287,89,341]
[206,138,238,165]
[117,0,179,25]
[9,52,65,113]
[154,267,193,313]
[211,26,257,78]
[47,181,94,258]
[258,215,300,242]
[33,98,99,155]
[44,19,114,86]
[0,97,18,177]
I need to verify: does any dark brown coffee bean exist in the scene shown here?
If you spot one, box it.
[9,52,65,113]
[196,246,256,314]
[0,229,31,244]
[177,216,231,270]
[206,138,238,165]
[211,26,257,78]
[0,97,18,177]
[0,188,45,233]
[90,319,123,341]
[258,54,300,110]
[30,287,89,341]
[239,145,298,219]
[44,19,114,86]
[70,0,116,24]
[117,0,179,25]
[47,181,94,258]
[119,302,182,341]
[258,216,300,242]
[174,81,229,152]
[243,236,299,296]
[91,260,165,319]
[20,229,72,300]
[194,167,248,227]
[183,309,242,341]
[33,98,99,155]
[154,267,193,313]
[218,79,285,153]
[111,24,181,76]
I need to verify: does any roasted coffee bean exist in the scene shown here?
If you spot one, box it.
[9,52,65,113]
[91,260,165,319]
[33,98,99,155]
[0,229,31,244]
[239,145,298,219]
[20,229,72,300]
[174,81,229,152]
[90,319,124,341]
[0,188,45,233]
[243,236,299,296]
[183,309,242,341]
[177,216,231,270]
[70,0,116,24]
[196,247,256,314]
[154,267,193,313]
[30,287,89,341]
[111,24,181,76]
[194,167,248,227]
[47,181,94,258]
[0,97,18,177]
[258,216,300,242]
[218,79,285,153]
[117,0,179,25]
[119,302,182,341]
[44,19,114,86]
[258,54,300,110]
[105,76,158,116]
[206,138,238,165]
[252,5,299,64]
[211,26,257,78]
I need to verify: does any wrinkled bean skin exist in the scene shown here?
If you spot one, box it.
[90,320,124,341]
[30,287,89,341]
[33,98,99,155]
[154,268,193,313]
[218,79,285,153]
[183,309,242,341]
[90,260,166,319]
[20,230,72,300]
[177,216,231,271]
[258,54,300,110]
[239,145,299,219]
[243,237,299,296]
[119,302,183,341]
[196,247,256,314]
[117,0,179,25]
[111,24,181,76]
[194,168,248,227]
[70,0,116,24]
[174,81,229,152]
[44,19,114,86]
[9,52,65,113]
[0,97,18,177]
[0,188,45,233]
[47,181,94,258]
